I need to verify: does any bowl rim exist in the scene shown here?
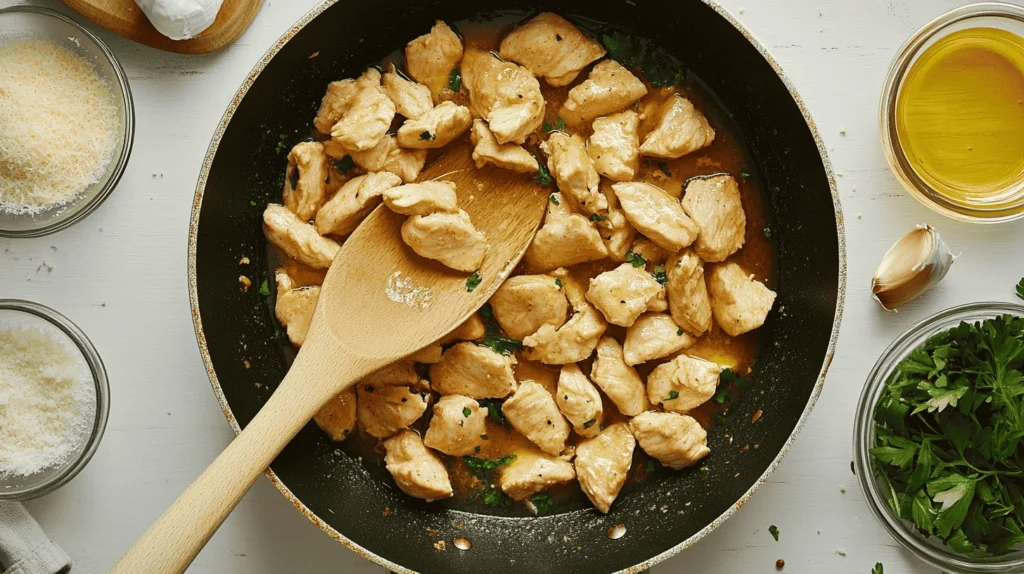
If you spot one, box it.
[0,5,135,238]
[0,299,110,500]
[185,2,847,572]
[853,301,1024,572]
[878,1,1024,224]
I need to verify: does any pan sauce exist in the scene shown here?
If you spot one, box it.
[267,13,777,515]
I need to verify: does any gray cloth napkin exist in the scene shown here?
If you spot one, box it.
[0,503,70,574]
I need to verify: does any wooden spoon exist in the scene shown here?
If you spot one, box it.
[112,141,547,573]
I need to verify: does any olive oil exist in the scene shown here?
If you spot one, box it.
[895,27,1024,211]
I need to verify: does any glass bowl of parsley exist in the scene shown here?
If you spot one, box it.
[855,301,1024,572]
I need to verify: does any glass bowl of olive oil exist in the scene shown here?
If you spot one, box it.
[881,3,1024,223]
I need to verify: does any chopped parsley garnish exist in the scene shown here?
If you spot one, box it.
[334,155,355,174]
[548,193,560,205]
[449,68,462,92]
[715,413,729,426]
[763,227,772,239]
[739,169,751,179]
[419,130,435,141]
[468,485,513,507]
[583,418,597,429]
[656,161,671,176]
[769,525,780,541]
[677,328,684,336]
[462,406,472,417]
[542,117,566,133]
[870,313,1024,555]
[601,31,684,88]
[652,264,668,286]
[663,390,679,401]
[531,492,555,515]
[534,160,553,185]
[477,398,510,429]
[249,200,257,207]
[275,133,287,154]
[1016,277,1024,300]
[476,303,523,355]
[645,460,657,473]
[258,278,270,296]
[713,386,730,404]
[625,251,646,268]
[871,563,883,574]
[555,277,563,289]
[464,454,516,480]
[590,213,607,222]
[466,271,482,292]
[720,368,748,387]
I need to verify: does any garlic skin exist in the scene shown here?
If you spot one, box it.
[135,0,224,41]
[871,224,955,311]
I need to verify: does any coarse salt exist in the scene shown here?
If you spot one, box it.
[0,315,95,477]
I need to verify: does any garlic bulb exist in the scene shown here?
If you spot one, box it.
[871,224,955,311]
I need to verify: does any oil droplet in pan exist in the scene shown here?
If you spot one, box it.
[453,537,472,550]
[607,524,626,540]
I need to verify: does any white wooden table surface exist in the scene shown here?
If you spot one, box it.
[2,0,1023,572]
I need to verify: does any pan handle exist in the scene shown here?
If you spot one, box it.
[109,344,374,574]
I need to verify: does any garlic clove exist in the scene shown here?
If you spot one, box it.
[871,224,955,311]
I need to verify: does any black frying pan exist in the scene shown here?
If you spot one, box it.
[187,1,845,571]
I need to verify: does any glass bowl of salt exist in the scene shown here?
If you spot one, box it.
[0,300,110,500]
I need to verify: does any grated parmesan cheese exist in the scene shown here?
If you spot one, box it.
[0,315,96,477]
[0,39,119,214]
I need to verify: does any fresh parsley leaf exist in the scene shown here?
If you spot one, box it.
[625,251,646,268]
[652,264,667,286]
[549,193,560,205]
[542,122,554,133]
[1016,277,1024,300]
[677,328,684,336]
[646,460,657,473]
[768,524,779,541]
[468,485,513,507]
[763,227,772,239]
[249,200,257,207]
[477,398,510,429]
[476,302,523,355]
[740,169,751,179]
[334,155,355,174]
[449,68,462,92]
[531,492,555,515]
[590,213,607,222]
[656,161,671,176]
[542,118,565,133]
[419,130,435,141]
[601,31,683,87]
[466,271,482,292]
[871,563,883,574]
[555,277,563,289]
[275,133,287,154]
[713,386,730,404]
[583,418,597,429]
[258,278,270,296]
[664,390,679,401]
[462,406,472,417]
[555,117,566,131]
[534,160,553,185]
[464,454,516,480]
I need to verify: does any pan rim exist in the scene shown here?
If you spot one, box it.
[186,1,847,572]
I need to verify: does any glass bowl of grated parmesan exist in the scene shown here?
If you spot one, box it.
[0,6,134,237]
[0,300,110,500]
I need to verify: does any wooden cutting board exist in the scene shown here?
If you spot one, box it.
[60,0,262,54]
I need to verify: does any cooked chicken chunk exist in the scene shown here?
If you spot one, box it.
[383,63,433,120]
[441,314,487,344]
[589,111,639,182]
[590,336,646,416]
[540,133,607,216]
[586,263,662,327]
[555,364,603,438]
[275,282,319,347]
[357,384,429,439]
[430,342,516,399]
[313,388,357,441]
[405,20,464,100]
[706,262,777,336]
[383,429,453,501]
[559,60,648,126]
[499,449,576,501]
[630,236,669,266]
[328,69,395,152]
[382,181,458,216]
[498,13,605,87]
[396,101,473,149]
[574,423,636,513]
[314,172,402,237]
[502,380,570,455]
[401,209,487,272]
[470,119,538,173]
[623,312,697,366]
[596,183,635,262]
[362,359,420,387]
[283,141,328,222]
[410,343,443,364]
[629,411,709,469]
[522,304,607,365]
[524,192,608,271]
[264,204,341,269]
[513,358,560,396]
[461,48,545,144]
[647,354,722,413]
[612,182,699,252]
[666,249,712,336]
[314,77,360,134]
[639,95,715,159]
[552,266,587,308]
[681,175,746,262]
[348,134,427,183]
[646,288,668,312]
[423,395,487,456]
[489,274,568,340]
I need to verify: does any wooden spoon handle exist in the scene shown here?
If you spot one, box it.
[110,348,373,574]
